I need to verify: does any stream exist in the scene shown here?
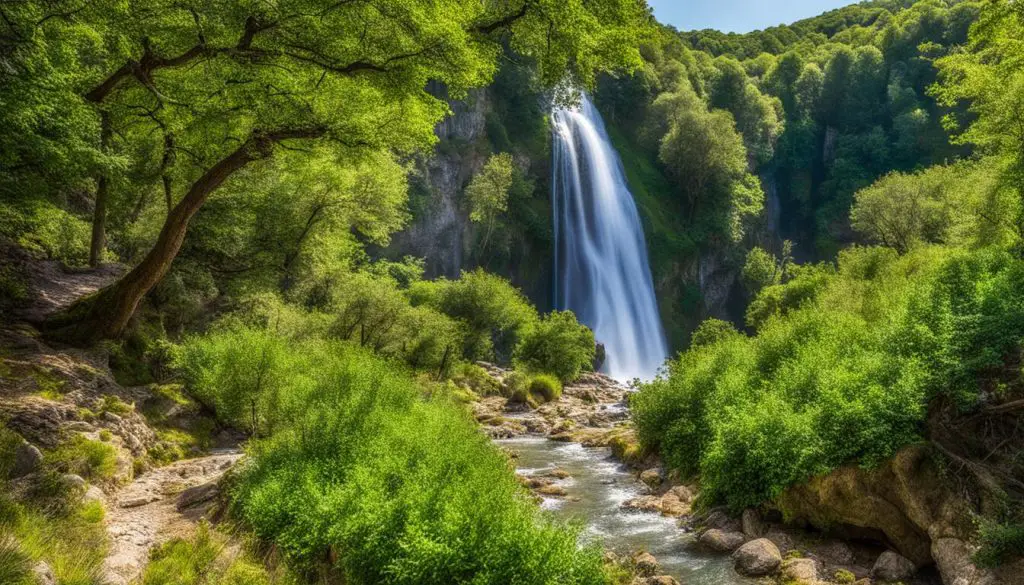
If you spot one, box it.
[498,436,751,585]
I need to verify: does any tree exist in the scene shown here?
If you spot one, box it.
[19,0,647,344]
[466,153,515,251]
[934,0,1024,244]
[513,310,595,382]
[850,168,953,253]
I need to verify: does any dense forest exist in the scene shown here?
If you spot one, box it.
[0,0,1022,584]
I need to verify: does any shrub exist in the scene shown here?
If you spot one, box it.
[529,373,563,403]
[48,435,118,482]
[451,363,501,396]
[184,331,609,584]
[410,269,538,362]
[834,568,856,583]
[513,311,595,382]
[634,246,1024,510]
[974,520,1024,568]
[141,523,284,585]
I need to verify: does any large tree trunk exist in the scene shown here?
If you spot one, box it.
[47,128,324,344]
[89,112,112,267]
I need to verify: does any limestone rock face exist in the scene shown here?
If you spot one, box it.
[639,468,663,489]
[872,551,916,582]
[699,529,746,552]
[732,538,782,576]
[776,445,971,567]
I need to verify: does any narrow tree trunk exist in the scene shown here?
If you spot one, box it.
[89,112,112,267]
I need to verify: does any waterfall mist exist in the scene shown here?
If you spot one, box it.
[552,94,669,380]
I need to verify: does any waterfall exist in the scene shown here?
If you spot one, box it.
[551,94,668,380]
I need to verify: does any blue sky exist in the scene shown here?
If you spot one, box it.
[648,0,854,33]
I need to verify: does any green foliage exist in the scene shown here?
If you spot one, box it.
[410,269,539,362]
[633,246,1024,510]
[689,318,740,348]
[0,198,95,267]
[529,373,564,403]
[934,0,1024,240]
[974,519,1024,568]
[0,489,109,585]
[466,153,515,250]
[0,426,23,480]
[48,435,118,482]
[513,310,595,382]
[742,247,782,295]
[179,329,609,584]
[142,523,293,585]
[834,568,857,583]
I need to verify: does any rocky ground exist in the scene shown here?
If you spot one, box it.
[1,259,244,584]
[104,448,242,585]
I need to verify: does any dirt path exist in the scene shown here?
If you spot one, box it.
[18,258,124,323]
[103,449,243,585]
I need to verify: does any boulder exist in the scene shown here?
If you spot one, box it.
[931,538,996,585]
[670,485,694,503]
[633,552,659,577]
[741,508,764,538]
[659,492,690,517]
[732,538,782,576]
[622,495,663,513]
[699,529,746,552]
[82,485,105,505]
[10,441,43,479]
[765,531,795,555]
[782,558,819,584]
[872,550,916,582]
[817,540,855,565]
[60,474,86,491]
[639,468,663,489]
[633,577,679,585]
[176,481,220,511]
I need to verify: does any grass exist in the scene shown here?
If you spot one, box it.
[48,435,118,482]
[974,519,1024,568]
[141,523,295,585]
[0,492,109,585]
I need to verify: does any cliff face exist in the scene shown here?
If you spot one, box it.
[383,85,555,310]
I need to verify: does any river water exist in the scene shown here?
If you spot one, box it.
[498,436,751,585]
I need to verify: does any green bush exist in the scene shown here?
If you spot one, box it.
[180,329,607,584]
[48,435,118,482]
[410,269,538,362]
[529,373,563,403]
[513,311,595,382]
[974,520,1024,568]
[633,246,1024,510]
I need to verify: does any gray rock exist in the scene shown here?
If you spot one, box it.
[61,473,86,491]
[704,508,742,533]
[82,485,105,505]
[932,538,996,585]
[872,550,916,582]
[120,494,161,508]
[817,540,855,565]
[733,538,782,576]
[782,558,819,584]
[633,577,679,585]
[33,561,55,585]
[10,441,43,479]
[741,508,764,538]
[765,531,795,554]
[699,529,746,552]
[64,421,94,432]
[176,481,220,511]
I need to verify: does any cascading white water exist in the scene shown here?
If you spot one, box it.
[552,94,668,380]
